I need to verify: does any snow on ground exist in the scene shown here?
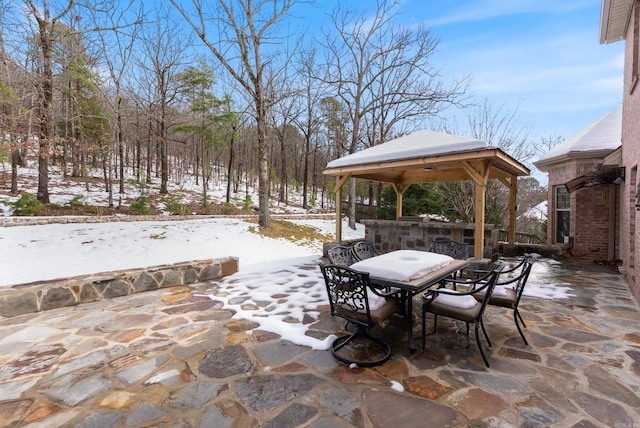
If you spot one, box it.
[0,161,574,349]
[0,217,364,287]
[0,215,574,350]
[0,216,575,349]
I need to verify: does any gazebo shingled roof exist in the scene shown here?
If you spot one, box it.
[323,130,531,259]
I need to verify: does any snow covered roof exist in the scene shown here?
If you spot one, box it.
[534,105,622,171]
[323,130,530,185]
[326,131,487,169]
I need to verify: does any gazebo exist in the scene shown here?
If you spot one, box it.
[323,130,531,259]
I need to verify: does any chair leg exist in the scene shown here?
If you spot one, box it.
[480,318,492,348]
[475,323,490,368]
[422,309,439,346]
[332,331,357,353]
[514,310,528,345]
[421,306,426,351]
[516,308,527,329]
[399,292,409,319]
[331,329,392,367]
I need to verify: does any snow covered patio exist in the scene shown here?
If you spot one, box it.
[1,251,639,426]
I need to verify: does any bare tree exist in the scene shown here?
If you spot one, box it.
[24,0,77,203]
[170,0,297,227]
[321,0,469,229]
[435,100,537,228]
[0,7,31,194]
[292,46,324,209]
[539,133,564,155]
[265,57,302,205]
[137,5,191,195]
[91,1,142,198]
[466,100,534,164]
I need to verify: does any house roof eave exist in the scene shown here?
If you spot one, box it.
[533,148,620,172]
[600,0,634,44]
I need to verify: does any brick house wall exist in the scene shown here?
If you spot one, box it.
[546,161,616,261]
[574,187,615,259]
[621,1,640,298]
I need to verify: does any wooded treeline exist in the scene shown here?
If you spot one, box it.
[0,0,546,231]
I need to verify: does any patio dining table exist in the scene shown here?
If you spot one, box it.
[350,250,470,352]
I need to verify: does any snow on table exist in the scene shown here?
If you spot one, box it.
[351,250,453,282]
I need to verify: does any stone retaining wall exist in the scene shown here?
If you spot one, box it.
[0,257,238,318]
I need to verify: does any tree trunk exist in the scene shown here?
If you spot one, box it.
[11,147,19,194]
[302,133,310,209]
[226,132,235,203]
[279,133,287,204]
[201,139,208,206]
[160,130,168,194]
[257,95,270,226]
[118,94,125,194]
[36,22,53,204]
[146,118,152,183]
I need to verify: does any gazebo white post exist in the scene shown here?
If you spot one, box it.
[333,174,350,243]
[392,184,408,219]
[462,161,490,259]
[508,176,517,244]
[474,181,486,259]
[498,176,518,244]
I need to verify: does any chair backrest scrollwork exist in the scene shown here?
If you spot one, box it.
[327,245,354,267]
[428,239,469,260]
[319,264,373,328]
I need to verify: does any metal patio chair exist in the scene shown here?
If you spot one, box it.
[428,238,470,286]
[351,241,379,262]
[428,239,469,260]
[421,262,505,367]
[472,254,537,345]
[320,263,398,367]
[327,245,354,267]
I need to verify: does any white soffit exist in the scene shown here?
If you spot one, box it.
[326,130,488,169]
[600,0,634,43]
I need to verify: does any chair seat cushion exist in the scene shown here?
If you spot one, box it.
[473,286,517,307]
[426,292,481,323]
[367,292,387,310]
[338,299,398,325]
[435,291,478,309]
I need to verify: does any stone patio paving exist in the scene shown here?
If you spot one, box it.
[0,258,639,427]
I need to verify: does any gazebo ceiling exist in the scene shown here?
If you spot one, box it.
[323,131,530,184]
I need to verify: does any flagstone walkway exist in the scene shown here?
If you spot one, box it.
[0,258,639,427]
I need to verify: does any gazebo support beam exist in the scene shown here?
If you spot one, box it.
[392,184,409,219]
[333,174,351,243]
[462,161,490,259]
[499,176,518,244]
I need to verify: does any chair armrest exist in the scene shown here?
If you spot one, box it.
[496,276,521,286]
[440,268,494,288]
[426,279,492,299]
[369,285,401,297]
